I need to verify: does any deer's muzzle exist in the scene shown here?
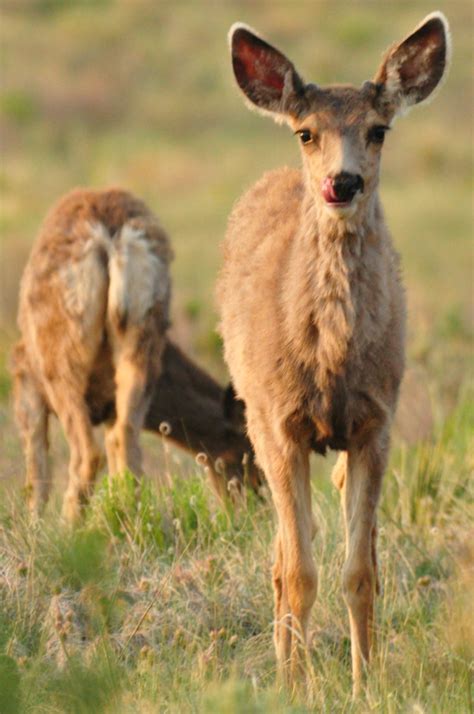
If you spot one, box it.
[322,172,364,206]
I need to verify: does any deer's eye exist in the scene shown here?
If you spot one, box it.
[296,129,313,145]
[367,125,389,144]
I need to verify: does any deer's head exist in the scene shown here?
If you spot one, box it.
[230,13,450,221]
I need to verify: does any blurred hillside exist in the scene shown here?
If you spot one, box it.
[0,0,472,393]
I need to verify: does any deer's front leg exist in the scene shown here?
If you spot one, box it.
[336,428,389,696]
[272,527,290,671]
[261,443,317,688]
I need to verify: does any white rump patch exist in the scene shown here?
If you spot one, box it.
[59,222,109,331]
[108,222,169,328]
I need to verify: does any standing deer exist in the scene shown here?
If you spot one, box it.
[217,13,450,694]
[12,188,260,521]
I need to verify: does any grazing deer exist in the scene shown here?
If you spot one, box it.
[12,188,259,521]
[217,13,450,694]
[13,188,172,521]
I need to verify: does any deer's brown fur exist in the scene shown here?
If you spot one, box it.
[13,188,259,520]
[217,13,450,694]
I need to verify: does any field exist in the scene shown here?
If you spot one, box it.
[0,1,473,712]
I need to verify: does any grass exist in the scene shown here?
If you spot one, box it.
[0,0,473,711]
[0,391,472,712]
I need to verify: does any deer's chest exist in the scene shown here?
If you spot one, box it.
[280,306,383,454]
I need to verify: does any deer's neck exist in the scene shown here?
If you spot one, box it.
[284,192,384,389]
[144,341,236,459]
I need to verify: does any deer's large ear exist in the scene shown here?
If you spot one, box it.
[374,12,450,117]
[229,23,307,123]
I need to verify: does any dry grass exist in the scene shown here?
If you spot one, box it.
[0,393,472,712]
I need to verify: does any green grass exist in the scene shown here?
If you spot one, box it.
[0,1,473,711]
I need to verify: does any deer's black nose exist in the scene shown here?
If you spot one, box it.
[332,172,364,202]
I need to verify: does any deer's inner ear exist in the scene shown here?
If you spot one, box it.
[233,35,285,95]
[230,24,306,120]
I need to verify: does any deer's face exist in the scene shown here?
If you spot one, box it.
[230,13,450,222]
[289,85,391,218]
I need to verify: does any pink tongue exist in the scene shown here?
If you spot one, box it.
[321,177,339,203]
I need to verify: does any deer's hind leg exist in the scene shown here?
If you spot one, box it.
[105,339,150,477]
[105,222,170,478]
[106,307,167,477]
[13,365,51,516]
[45,382,101,523]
